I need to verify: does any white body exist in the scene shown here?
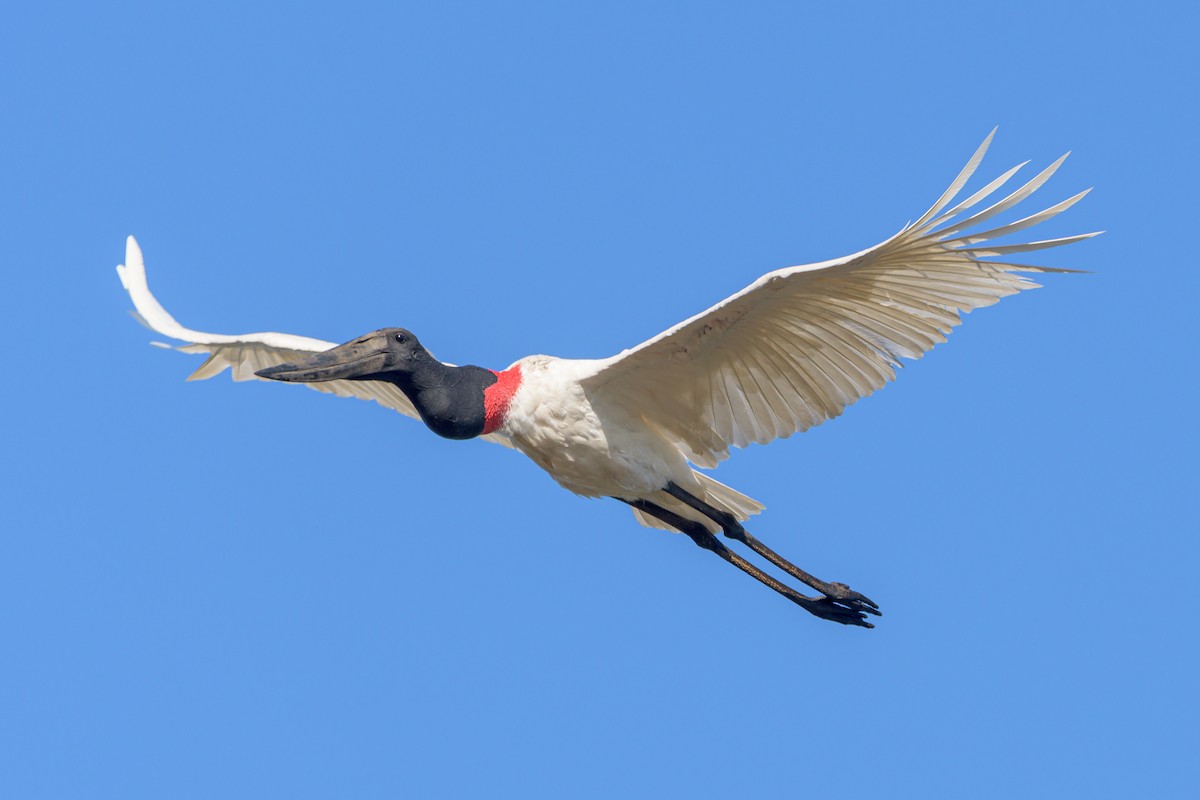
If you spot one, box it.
[499,355,751,531]
[502,356,678,498]
[116,131,1094,535]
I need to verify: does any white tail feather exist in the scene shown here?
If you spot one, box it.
[629,471,764,533]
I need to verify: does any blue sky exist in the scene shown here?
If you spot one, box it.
[2,2,1196,797]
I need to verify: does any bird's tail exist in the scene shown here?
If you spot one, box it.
[630,472,764,534]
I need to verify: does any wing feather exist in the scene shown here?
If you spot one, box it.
[752,327,819,422]
[930,154,1070,239]
[908,127,997,230]
[931,161,1029,224]
[580,132,1093,465]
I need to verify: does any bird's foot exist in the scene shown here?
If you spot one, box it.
[822,582,880,613]
[804,600,873,628]
[801,595,878,628]
[799,582,881,628]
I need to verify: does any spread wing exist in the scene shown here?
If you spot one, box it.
[581,130,1097,468]
[116,237,514,448]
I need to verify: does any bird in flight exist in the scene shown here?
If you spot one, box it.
[118,130,1095,628]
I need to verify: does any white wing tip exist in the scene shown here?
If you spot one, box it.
[116,235,145,289]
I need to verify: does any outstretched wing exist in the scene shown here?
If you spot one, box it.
[116,237,514,447]
[581,130,1097,468]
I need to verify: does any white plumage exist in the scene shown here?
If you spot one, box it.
[118,130,1095,626]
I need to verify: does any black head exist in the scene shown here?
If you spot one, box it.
[256,327,431,383]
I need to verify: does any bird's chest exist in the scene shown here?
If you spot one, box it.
[505,375,606,477]
[500,361,677,497]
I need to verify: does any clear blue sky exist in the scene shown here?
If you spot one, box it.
[2,2,1196,797]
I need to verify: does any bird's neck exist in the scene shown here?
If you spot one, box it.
[384,361,521,440]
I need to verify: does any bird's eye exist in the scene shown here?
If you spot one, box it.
[394,333,407,344]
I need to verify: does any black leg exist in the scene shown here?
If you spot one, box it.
[662,482,881,618]
[621,498,875,628]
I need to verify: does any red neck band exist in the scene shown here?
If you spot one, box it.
[483,365,522,434]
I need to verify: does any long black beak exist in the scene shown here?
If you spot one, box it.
[256,333,388,383]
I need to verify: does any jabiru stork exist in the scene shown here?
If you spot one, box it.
[117,130,1096,627]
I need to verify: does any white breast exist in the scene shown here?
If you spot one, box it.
[501,356,694,499]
